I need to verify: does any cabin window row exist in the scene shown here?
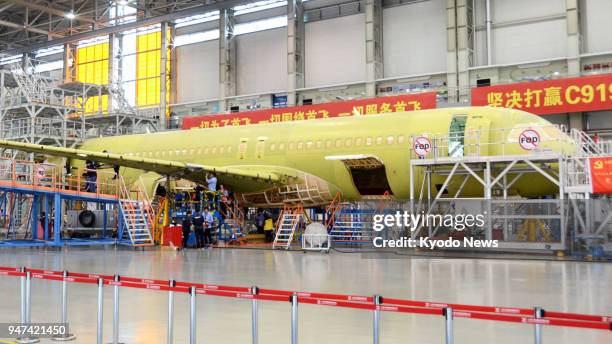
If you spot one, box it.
[126,146,234,158]
[267,135,405,152]
[121,134,405,157]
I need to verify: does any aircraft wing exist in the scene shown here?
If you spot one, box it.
[0,139,294,186]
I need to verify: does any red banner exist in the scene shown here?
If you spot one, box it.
[181,93,437,129]
[590,157,612,194]
[471,73,612,115]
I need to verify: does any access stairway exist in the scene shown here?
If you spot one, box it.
[118,178,155,247]
[220,198,246,239]
[329,204,375,243]
[273,204,303,250]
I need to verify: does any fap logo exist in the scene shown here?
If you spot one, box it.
[518,129,541,150]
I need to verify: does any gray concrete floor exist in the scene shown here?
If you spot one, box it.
[0,247,610,344]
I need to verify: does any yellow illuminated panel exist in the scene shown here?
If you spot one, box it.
[76,42,109,114]
[136,30,170,114]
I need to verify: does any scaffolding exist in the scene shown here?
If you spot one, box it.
[0,55,159,157]
[408,125,612,254]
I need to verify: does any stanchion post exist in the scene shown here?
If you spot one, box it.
[291,294,298,344]
[251,286,259,344]
[373,295,382,344]
[111,275,121,344]
[189,286,196,344]
[445,307,454,344]
[534,307,544,344]
[167,280,176,344]
[97,278,104,344]
[25,271,31,325]
[17,268,40,343]
[51,271,75,341]
[20,267,26,325]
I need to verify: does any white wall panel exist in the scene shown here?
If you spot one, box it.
[383,0,446,77]
[492,19,567,65]
[176,40,219,102]
[583,0,612,53]
[481,0,567,65]
[492,0,564,23]
[305,14,366,87]
[236,28,287,95]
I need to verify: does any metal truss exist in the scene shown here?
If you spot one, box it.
[0,0,254,55]
[0,54,158,157]
[409,153,567,251]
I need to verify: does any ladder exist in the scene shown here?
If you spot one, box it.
[220,198,245,234]
[325,192,342,229]
[273,204,303,250]
[118,178,154,247]
[119,199,154,246]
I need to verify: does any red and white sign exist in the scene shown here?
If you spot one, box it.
[471,73,612,115]
[518,129,540,150]
[413,136,432,156]
[181,93,438,129]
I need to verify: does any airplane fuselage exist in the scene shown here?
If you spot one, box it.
[74,106,576,206]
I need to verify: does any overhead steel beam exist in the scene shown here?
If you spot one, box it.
[0,19,62,38]
[0,3,14,13]
[7,0,97,25]
[3,0,253,56]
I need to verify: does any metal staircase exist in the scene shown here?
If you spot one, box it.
[220,198,245,234]
[8,58,53,104]
[570,128,607,156]
[118,178,154,247]
[329,204,374,243]
[273,204,303,250]
[325,192,342,229]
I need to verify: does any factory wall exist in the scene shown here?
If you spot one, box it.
[474,0,567,66]
[176,39,219,103]
[24,0,612,132]
[582,0,612,53]
[382,0,446,77]
[304,13,366,87]
[236,27,288,94]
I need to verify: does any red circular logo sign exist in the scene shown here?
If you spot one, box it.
[519,129,541,150]
[413,136,432,157]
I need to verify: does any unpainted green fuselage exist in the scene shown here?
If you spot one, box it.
[71,106,575,203]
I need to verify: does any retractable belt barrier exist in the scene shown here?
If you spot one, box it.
[1,266,610,344]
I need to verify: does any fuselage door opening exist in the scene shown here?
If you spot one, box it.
[448,115,468,157]
[326,155,393,196]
